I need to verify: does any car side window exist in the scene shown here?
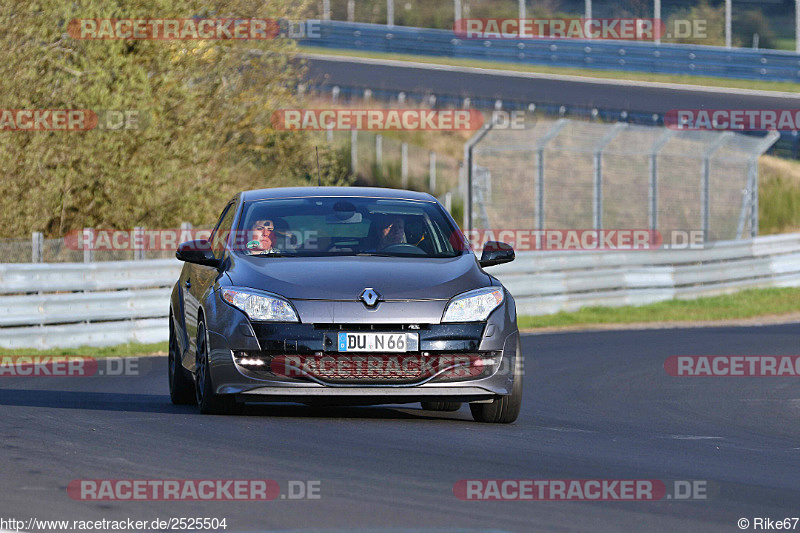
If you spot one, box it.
[209,202,236,260]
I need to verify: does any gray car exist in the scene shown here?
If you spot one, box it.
[169,187,522,423]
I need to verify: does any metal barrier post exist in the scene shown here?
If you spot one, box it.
[376,134,383,170]
[134,227,145,260]
[83,228,94,263]
[348,0,355,22]
[31,232,43,263]
[323,0,330,20]
[387,0,394,27]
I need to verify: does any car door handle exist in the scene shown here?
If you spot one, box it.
[185,279,191,288]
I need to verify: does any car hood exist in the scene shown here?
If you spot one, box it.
[226,254,490,301]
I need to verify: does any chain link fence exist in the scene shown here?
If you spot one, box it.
[466,116,780,241]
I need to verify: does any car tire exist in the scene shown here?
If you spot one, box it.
[470,350,523,424]
[195,318,241,415]
[168,313,196,405]
[421,401,462,412]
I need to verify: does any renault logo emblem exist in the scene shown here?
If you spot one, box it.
[360,288,380,307]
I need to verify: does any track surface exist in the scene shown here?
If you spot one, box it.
[302,55,800,114]
[1,324,799,532]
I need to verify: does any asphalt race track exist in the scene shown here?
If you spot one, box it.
[302,55,800,115]
[1,324,799,532]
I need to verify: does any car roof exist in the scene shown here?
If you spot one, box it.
[240,186,437,202]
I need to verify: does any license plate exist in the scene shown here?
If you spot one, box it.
[338,332,418,353]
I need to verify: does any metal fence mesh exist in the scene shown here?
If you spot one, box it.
[469,118,778,240]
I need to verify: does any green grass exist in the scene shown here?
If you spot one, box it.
[300,46,800,94]
[518,287,800,329]
[0,342,167,358]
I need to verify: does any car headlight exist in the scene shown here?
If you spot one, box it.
[442,287,504,323]
[221,287,299,322]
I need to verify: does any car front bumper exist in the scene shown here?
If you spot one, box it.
[203,290,521,403]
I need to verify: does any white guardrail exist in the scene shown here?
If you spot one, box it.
[0,234,799,349]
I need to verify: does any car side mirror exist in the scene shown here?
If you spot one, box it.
[479,241,515,267]
[176,240,219,267]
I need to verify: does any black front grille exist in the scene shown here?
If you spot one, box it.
[312,323,428,331]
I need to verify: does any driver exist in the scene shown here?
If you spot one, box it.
[378,216,407,249]
[246,219,282,255]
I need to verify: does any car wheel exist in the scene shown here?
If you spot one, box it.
[195,318,241,415]
[168,313,196,405]
[421,401,462,412]
[470,351,523,424]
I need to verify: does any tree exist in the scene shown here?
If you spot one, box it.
[0,0,348,238]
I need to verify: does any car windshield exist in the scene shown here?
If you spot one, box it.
[233,196,467,258]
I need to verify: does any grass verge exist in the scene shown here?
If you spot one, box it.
[0,342,168,358]
[300,46,800,94]
[518,287,800,329]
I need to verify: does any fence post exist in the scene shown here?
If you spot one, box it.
[725,0,732,48]
[654,0,661,45]
[796,0,800,53]
[649,130,674,232]
[31,232,43,263]
[376,134,383,171]
[454,0,461,24]
[463,117,500,230]
[519,0,526,20]
[387,0,394,27]
[701,132,733,242]
[401,142,409,188]
[533,119,570,230]
[737,161,757,239]
[323,0,330,20]
[180,222,193,245]
[348,0,355,22]
[351,129,358,175]
[83,228,94,263]
[332,85,340,104]
[591,124,627,230]
[133,226,145,260]
[429,151,436,193]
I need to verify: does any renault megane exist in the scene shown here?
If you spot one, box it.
[169,187,523,423]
